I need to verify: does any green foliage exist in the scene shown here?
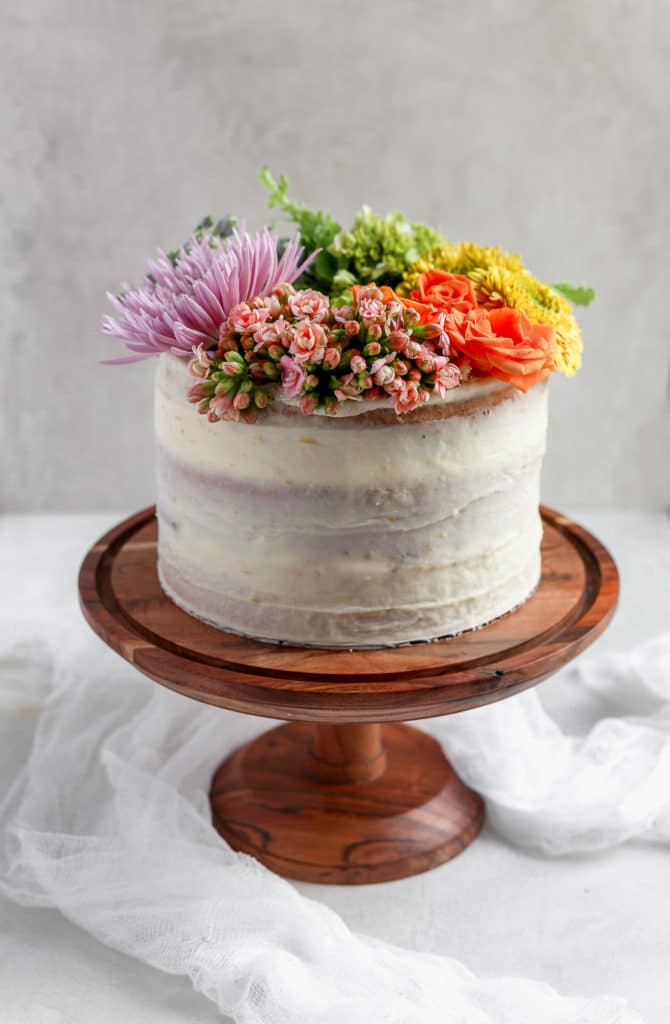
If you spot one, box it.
[550,282,596,306]
[331,206,444,285]
[259,167,445,296]
[330,268,358,305]
[259,167,341,254]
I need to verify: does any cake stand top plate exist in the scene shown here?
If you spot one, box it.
[79,506,618,723]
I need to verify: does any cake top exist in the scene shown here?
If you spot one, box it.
[102,168,594,423]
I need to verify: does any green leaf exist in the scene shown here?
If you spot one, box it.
[258,166,341,255]
[550,282,596,306]
[332,268,357,289]
[313,250,339,284]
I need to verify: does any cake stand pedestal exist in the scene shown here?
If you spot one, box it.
[79,507,618,885]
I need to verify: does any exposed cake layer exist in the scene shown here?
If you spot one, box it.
[154,354,548,647]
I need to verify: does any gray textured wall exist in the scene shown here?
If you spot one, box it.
[2,0,669,512]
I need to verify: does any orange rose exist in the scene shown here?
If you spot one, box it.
[447,307,556,392]
[409,270,477,316]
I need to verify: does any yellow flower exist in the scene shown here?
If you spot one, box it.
[400,243,583,377]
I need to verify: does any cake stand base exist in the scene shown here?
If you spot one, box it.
[210,721,484,884]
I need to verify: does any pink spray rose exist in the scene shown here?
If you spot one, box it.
[392,379,430,414]
[228,302,270,335]
[433,361,461,397]
[289,289,330,323]
[358,296,385,324]
[188,342,213,378]
[288,320,327,364]
[279,355,306,397]
[253,317,288,351]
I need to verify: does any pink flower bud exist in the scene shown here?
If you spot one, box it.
[271,282,297,302]
[373,364,395,387]
[209,394,234,420]
[367,324,383,341]
[222,361,241,376]
[187,382,209,402]
[261,360,279,379]
[217,326,237,352]
[323,346,341,369]
[344,320,360,336]
[388,330,409,352]
[350,354,366,374]
[300,395,316,415]
[233,391,251,410]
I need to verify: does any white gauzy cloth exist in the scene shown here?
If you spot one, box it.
[2,517,667,1023]
[427,634,670,854]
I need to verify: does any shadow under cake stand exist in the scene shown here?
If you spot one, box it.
[79,506,618,885]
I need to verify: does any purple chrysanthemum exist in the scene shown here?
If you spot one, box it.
[102,229,317,362]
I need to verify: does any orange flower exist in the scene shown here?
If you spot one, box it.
[447,307,557,392]
[409,269,477,316]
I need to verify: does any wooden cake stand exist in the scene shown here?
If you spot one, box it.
[79,507,618,885]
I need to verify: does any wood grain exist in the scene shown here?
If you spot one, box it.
[79,506,619,723]
[210,722,484,884]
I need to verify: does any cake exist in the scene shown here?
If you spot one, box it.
[155,354,547,646]
[103,168,592,648]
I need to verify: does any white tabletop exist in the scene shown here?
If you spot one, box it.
[1,509,669,1023]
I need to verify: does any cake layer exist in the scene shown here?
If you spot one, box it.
[158,549,541,647]
[155,351,544,487]
[154,353,548,647]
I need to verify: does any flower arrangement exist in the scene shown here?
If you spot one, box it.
[103,169,594,419]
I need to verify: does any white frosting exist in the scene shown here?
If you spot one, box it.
[155,353,548,647]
